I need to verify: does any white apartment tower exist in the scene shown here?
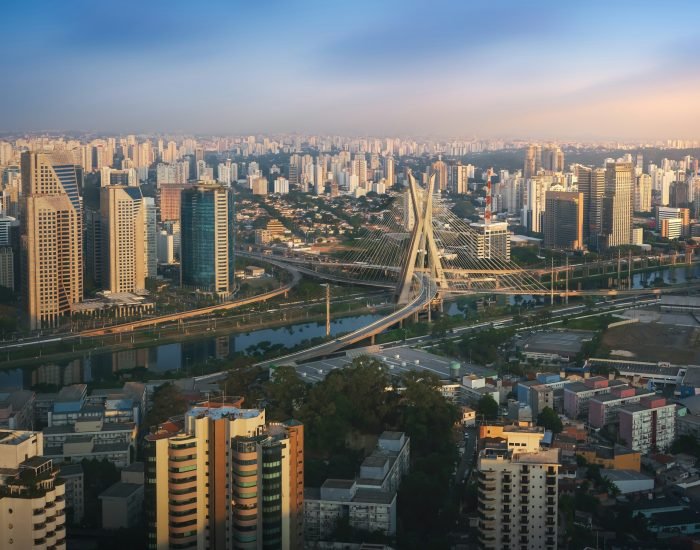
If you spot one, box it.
[477,426,559,550]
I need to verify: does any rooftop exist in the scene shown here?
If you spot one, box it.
[603,469,654,482]
[322,479,355,490]
[99,481,143,500]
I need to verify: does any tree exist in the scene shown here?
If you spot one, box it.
[476,395,499,420]
[537,406,563,433]
[144,383,189,429]
[265,365,308,421]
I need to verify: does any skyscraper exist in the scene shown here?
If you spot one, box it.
[144,197,158,279]
[180,182,231,295]
[523,144,541,179]
[21,151,83,330]
[600,162,634,248]
[635,174,652,213]
[543,191,584,250]
[575,165,606,248]
[100,185,146,293]
[383,155,395,187]
[144,400,304,550]
[431,156,448,192]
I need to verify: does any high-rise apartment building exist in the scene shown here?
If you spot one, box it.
[618,396,675,454]
[180,182,231,295]
[635,174,652,212]
[543,191,584,250]
[469,222,510,261]
[431,156,448,192]
[523,144,542,179]
[144,400,304,550]
[542,145,564,172]
[383,155,395,186]
[600,162,634,249]
[100,186,146,293]
[0,430,67,550]
[477,425,559,550]
[21,151,84,330]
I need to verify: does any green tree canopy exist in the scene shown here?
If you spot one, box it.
[476,394,499,420]
[537,406,563,433]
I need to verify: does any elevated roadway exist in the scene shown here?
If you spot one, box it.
[255,274,437,367]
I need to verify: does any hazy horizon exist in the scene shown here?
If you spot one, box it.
[4,0,700,140]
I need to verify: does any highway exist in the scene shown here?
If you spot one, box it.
[256,274,438,367]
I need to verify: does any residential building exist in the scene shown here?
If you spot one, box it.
[0,390,35,430]
[468,222,510,261]
[144,400,304,550]
[618,396,675,453]
[180,182,231,295]
[563,377,628,419]
[158,183,190,222]
[21,151,84,330]
[59,463,84,524]
[99,463,145,530]
[636,174,652,212]
[588,388,653,429]
[477,425,559,550]
[431,156,448,191]
[0,430,67,549]
[543,191,584,250]
[304,432,409,542]
[100,185,146,293]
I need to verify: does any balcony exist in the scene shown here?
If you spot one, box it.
[501,505,511,514]
[519,527,529,535]
[520,476,529,485]
[546,488,556,496]
[546,477,557,486]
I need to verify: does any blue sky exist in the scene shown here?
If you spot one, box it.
[2,0,699,139]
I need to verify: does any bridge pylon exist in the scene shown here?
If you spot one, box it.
[395,172,447,304]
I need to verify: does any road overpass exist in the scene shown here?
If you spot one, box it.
[255,274,437,367]
[78,258,302,337]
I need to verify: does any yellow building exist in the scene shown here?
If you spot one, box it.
[0,430,67,550]
[101,186,146,293]
[145,400,304,550]
[576,446,641,472]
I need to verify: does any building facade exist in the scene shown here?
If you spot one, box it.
[618,396,676,453]
[21,151,84,330]
[180,183,231,295]
[100,185,146,293]
[145,401,304,550]
[543,191,584,250]
[0,430,67,550]
[477,426,559,550]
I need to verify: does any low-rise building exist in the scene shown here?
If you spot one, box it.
[0,390,35,430]
[99,463,145,530]
[563,377,627,419]
[43,417,137,468]
[602,469,654,495]
[575,444,641,472]
[304,432,409,542]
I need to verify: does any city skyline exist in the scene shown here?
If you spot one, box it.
[3,1,700,139]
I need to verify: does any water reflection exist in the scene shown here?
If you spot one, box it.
[0,314,383,391]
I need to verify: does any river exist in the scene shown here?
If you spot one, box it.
[0,313,383,390]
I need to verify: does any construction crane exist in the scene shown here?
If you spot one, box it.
[484,167,494,224]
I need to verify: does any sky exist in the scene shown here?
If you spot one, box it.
[2,0,700,140]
